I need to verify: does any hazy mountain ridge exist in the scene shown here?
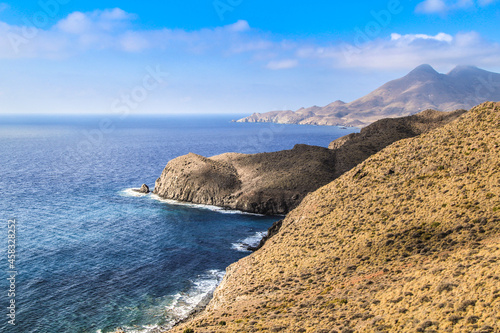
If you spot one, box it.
[237,65,500,127]
[171,102,500,332]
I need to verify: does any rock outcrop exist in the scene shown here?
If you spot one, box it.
[248,219,283,251]
[171,102,500,333]
[154,109,465,215]
[237,65,500,126]
[133,184,150,194]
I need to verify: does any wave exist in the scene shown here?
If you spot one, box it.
[231,231,268,252]
[120,188,149,197]
[149,194,264,216]
[108,270,225,333]
[120,189,263,216]
[162,269,225,327]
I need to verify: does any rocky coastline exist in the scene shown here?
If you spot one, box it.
[152,108,465,216]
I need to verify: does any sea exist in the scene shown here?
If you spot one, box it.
[0,114,358,333]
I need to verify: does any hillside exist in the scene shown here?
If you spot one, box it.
[171,102,500,332]
[329,108,466,179]
[237,65,500,127]
[153,109,464,215]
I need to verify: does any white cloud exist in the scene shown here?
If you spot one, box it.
[301,31,500,70]
[0,8,499,73]
[266,59,299,70]
[56,12,92,34]
[416,0,448,13]
[56,8,136,34]
[119,31,151,52]
[416,0,497,13]
[226,20,251,33]
[0,9,268,58]
[100,8,132,21]
[391,32,453,43]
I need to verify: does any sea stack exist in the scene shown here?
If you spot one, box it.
[135,184,150,194]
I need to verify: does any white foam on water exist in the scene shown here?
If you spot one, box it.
[149,194,264,216]
[122,190,265,216]
[120,188,149,197]
[109,269,225,333]
[162,269,225,327]
[231,231,268,252]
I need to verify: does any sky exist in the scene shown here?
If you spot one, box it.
[0,0,499,115]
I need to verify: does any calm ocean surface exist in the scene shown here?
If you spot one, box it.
[0,114,358,333]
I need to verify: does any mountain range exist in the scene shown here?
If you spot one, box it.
[237,64,500,127]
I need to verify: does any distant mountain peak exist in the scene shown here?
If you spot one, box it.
[447,65,484,76]
[451,64,479,70]
[407,64,439,77]
[237,65,500,127]
[326,100,346,107]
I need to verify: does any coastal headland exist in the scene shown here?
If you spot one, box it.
[168,103,500,332]
[153,108,465,215]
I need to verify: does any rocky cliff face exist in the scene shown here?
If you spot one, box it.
[154,145,338,215]
[154,152,242,208]
[170,102,500,333]
[154,109,464,215]
[237,65,500,127]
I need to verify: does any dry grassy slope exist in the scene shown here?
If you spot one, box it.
[170,102,500,333]
[330,109,466,179]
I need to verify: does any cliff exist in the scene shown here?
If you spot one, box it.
[153,109,464,215]
[237,65,500,127]
[170,102,500,332]
[154,145,337,215]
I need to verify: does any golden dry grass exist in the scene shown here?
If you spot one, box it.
[170,102,500,333]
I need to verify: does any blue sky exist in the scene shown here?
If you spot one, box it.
[0,0,499,114]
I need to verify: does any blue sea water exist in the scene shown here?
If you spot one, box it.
[0,114,358,333]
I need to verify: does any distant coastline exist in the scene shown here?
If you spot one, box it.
[236,65,500,127]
